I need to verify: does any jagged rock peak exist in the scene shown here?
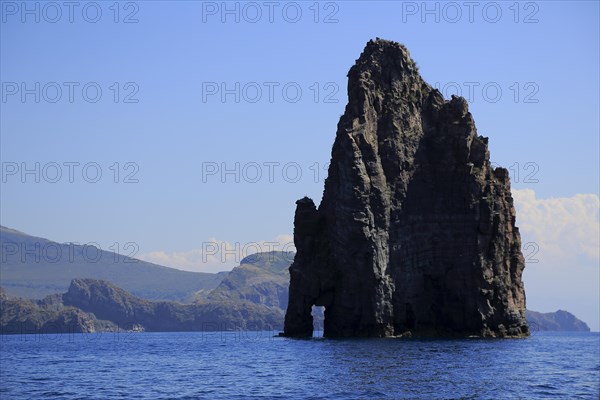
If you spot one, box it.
[342,39,432,123]
[352,38,423,80]
[284,39,528,339]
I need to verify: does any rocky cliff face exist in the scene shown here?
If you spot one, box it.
[284,39,528,338]
[63,279,284,332]
[0,287,113,335]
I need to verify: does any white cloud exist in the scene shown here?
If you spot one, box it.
[514,189,599,263]
[513,189,599,331]
[138,235,295,274]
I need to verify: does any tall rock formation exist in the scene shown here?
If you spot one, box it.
[284,39,528,338]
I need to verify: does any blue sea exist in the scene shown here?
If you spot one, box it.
[0,331,598,399]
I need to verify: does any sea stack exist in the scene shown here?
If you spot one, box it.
[284,39,529,338]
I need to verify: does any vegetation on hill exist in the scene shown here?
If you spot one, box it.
[0,226,225,302]
[208,252,293,309]
[1,279,284,334]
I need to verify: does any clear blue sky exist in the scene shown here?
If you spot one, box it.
[1,1,599,328]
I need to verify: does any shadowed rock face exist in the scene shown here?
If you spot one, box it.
[284,39,528,338]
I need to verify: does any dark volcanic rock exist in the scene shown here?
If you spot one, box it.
[284,39,528,338]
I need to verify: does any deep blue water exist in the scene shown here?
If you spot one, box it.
[0,331,598,399]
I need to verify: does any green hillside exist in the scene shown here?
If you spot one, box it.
[208,251,293,309]
[0,226,226,302]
